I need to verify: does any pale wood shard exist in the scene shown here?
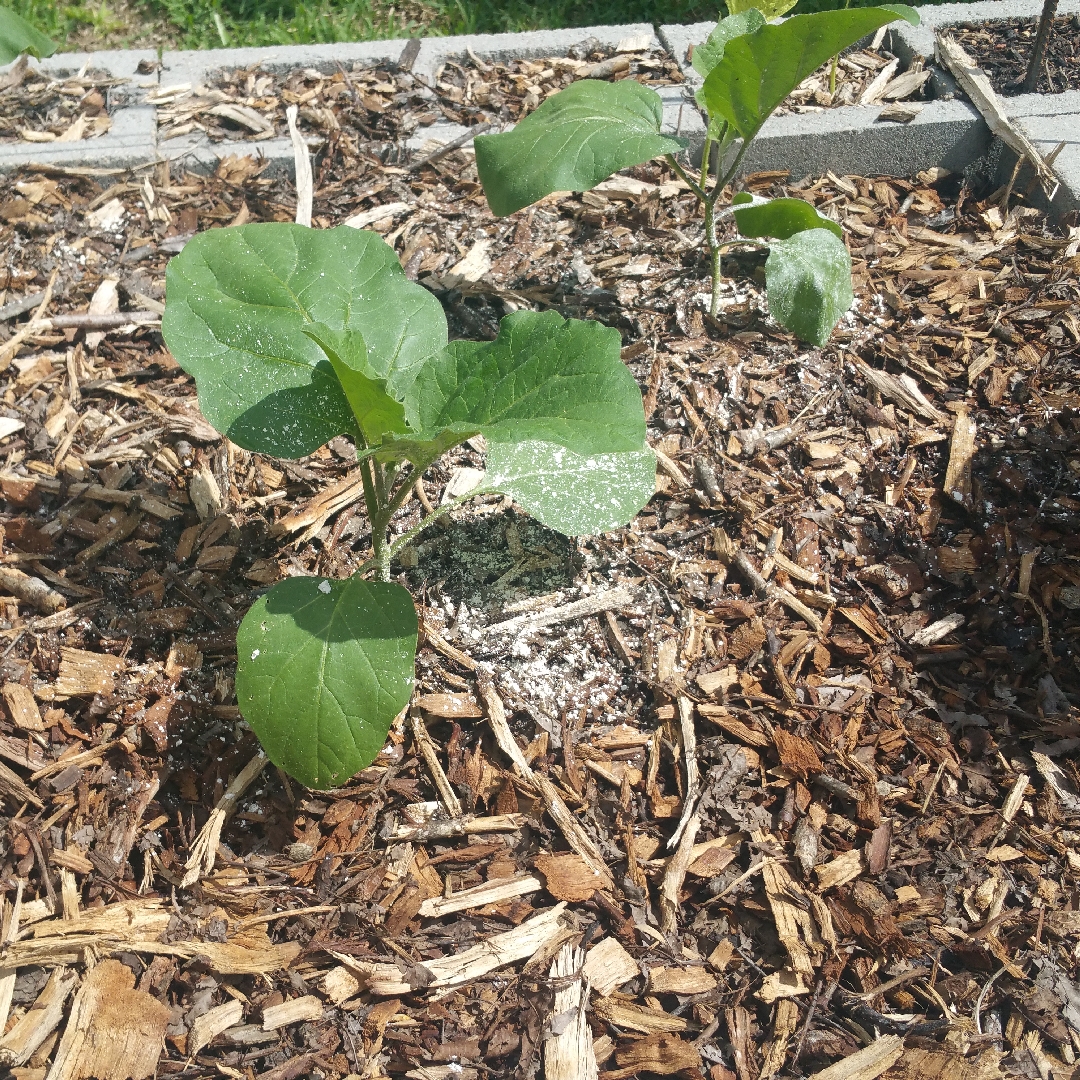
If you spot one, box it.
[383,809,526,842]
[646,966,718,995]
[262,994,324,1030]
[883,1047,1009,1080]
[270,468,367,541]
[758,998,799,1079]
[669,696,700,849]
[757,970,810,1004]
[659,811,700,935]
[45,959,171,1080]
[418,874,542,917]
[484,586,634,637]
[181,749,267,887]
[0,567,66,614]
[808,1035,904,1080]
[936,35,1059,200]
[2,683,44,731]
[353,902,566,995]
[0,966,78,1066]
[544,945,597,1080]
[188,999,243,1056]
[410,712,463,819]
[0,475,181,521]
[944,407,977,506]
[31,899,170,940]
[59,869,78,922]
[762,858,823,978]
[50,648,125,699]
[478,678,613,888]
[0,759,44,808]
[855,360,944,423]
[582,937,640,997]
[285,104,313,227]
[321,966,360,1006]
[815,848,867,890]
[591,996,688,1035]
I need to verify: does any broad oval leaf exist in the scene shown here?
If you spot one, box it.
[733,193,842,240]
[237,575,417,790]
[404,309,652,534]
[0,8,56,64]
[701,6,919,142]
[483,442,657,536]
[475,80,686,217]
[163,223,446,458]
[691,10,766,82]
[764,228,854,346]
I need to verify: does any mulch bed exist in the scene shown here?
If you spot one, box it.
[154,37,923,147]
[0,60,117,144]
[0,86,1078,1080]
[951,15,1080,95]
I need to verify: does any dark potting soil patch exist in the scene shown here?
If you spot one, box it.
[951,14,1080,95]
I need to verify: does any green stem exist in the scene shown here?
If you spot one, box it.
[704,198,722,319]
[359,457,388,581]
[697,133,713,197]
[664,153,707,202]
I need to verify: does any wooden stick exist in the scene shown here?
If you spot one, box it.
[0,567,67,614]
[669,696,699,850]
[478,676,613,889]
[286,104,313,227]
[410,711,463,819]
[545,945,597,1080]
[936,34,1059,200]
[659,811,700,935]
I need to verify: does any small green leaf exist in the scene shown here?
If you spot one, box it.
[482,442,657,536]
[163,223,446,458]
[404,310,652,535]
[701,6,919,142]
[0,7,56,63]
[303,323,408,445]
[733,193,843,240]
[726,0,798,20]
[764,229,854,346]
[237,575,418,790]
[475,80,686,217]
[691,9,766,81]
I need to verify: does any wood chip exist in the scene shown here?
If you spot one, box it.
[353,903,566,995]
[582,938,639,997]
[45,958,170,1080]
[0,966,78,1066]
[262,995,323,1030]
[2,682,44,731]
[807,1034,903,1080]
[944,406,976,506]
[544,945,596,1080]
[418,874,541,917]
[189,999,243,1055]
[646,966,718,995]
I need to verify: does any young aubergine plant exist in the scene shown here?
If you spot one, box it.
[0,5,56,64]
[162,223,655,790]
[473,3,919,346]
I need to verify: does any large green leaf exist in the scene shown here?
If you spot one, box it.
[237,575,417,789]
[692,9,766,82]
[162,223,446,458]
[404,310,653,535]
[303,323,408,445]
[0,7,56,64]
[482,443,656,535]
[475,80,686,217]
[701,6,919,141]
[733,193,843,240]
[764,229,854,346]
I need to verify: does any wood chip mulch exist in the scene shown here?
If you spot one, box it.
[952,15,1080,96]
[0,101,1078,1080]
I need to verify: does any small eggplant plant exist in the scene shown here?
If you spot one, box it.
[473,3,919,345]
[163,224,656,789]
[0,5,56,64]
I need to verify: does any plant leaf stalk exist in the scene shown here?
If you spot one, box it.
[666,129,750,318]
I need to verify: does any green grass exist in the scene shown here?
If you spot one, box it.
[9,0,958,54]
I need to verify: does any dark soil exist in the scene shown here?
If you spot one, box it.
[951,14,1080,95]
